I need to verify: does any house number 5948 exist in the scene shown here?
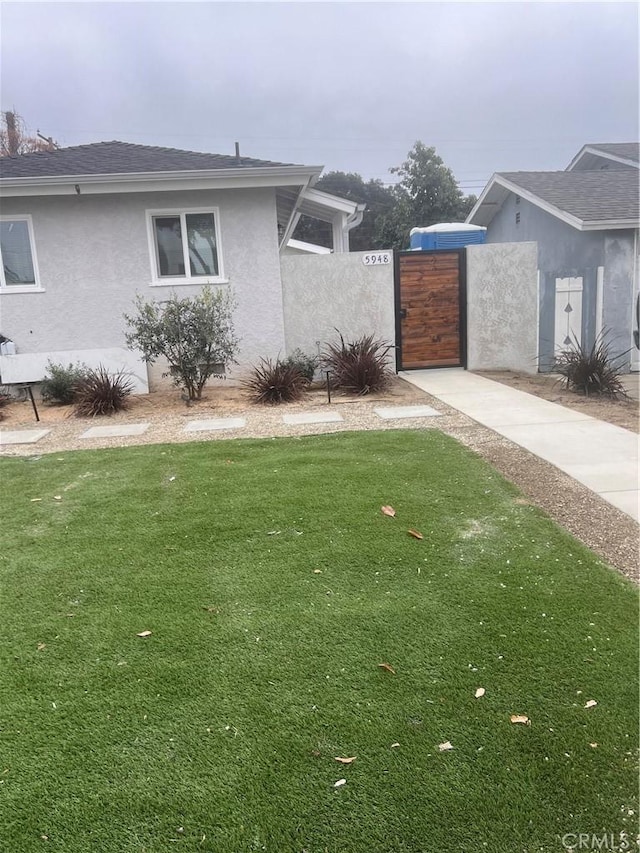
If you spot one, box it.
[362,252,391,266]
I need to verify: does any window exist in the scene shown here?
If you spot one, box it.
[515,211,521,224]
[0,216,40,290]
[147,208,224,284]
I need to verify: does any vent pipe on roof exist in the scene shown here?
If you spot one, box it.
[235,141,241,165]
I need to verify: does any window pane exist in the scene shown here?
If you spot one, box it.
[186,213,218,277]
[153,216,184,277]
[1,220,36,285]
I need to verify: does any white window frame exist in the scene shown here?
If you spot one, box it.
[0,214,43,293]
[146,207,227,286]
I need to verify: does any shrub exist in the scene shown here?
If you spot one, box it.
[243,358,307,405]
[553,333,629,398]
[124,287,239,401]
[281,348,318,383]
[322,331,392,395]
[40,361,89,405]
[73,366,133,417]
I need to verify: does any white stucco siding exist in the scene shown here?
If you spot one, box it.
[281,252,396,361]
[466,242,539,374]
[0,187,285,382]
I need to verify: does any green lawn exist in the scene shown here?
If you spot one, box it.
[0,431,637,853]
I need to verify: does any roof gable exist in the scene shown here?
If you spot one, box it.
[566,142,639,171]
[467,169,639,230]
[0,140,295,179]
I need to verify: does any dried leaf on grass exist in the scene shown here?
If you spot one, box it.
[438,741,454,751]
[510,714,531,725]
[378,663,396,674]
[381,506,396,517]
[37,643,46,651]
[53,496,62,502]
[202,606,219,614]
[474,687,486,698]
[333,779,346,788]
[407,529,424,540]
[390,742,400,748]
[30,498,42,503]
[136,630,152,638]
[584,699,598,709]
[334,756,357,764]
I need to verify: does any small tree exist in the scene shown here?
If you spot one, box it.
[124,287,239,401]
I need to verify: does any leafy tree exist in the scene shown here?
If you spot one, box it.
[376,142,477,250]
[292,146,476,253]
[293,171,396,251]
[124,287,239,401]
[0,111,56,157]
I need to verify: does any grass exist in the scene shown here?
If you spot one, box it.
[0,431,637,853]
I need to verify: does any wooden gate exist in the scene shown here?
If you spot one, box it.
[394,249,466,370]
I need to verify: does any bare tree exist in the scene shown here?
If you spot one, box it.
[0,110,57,157]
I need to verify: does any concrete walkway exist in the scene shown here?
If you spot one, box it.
[400,369,639,522]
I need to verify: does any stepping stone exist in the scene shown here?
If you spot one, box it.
[0,428,51,445]
[184,417,246,433]
[80,423,150,439]
[374,405,441,420]
[282,412,344,425]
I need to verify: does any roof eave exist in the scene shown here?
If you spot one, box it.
[465,174,507,227]
[0,164,324,197]
[580,218,640,231]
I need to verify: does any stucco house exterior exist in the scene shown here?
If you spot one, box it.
[467,142,639,372]
[0,141,364,391]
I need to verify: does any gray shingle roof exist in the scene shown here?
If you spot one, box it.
[0,140,295,179]
[584,142,639,163]
[498,169,639,222]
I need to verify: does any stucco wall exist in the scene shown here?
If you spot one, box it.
[280,252,395,362]
[603,233,635,362]
[466,242,539,373]
[0,187,285,388]
[486,194,635,371]
[486,194,604,271]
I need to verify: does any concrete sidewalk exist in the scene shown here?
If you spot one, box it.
[400,369,639,522]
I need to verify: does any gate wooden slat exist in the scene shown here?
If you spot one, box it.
[397,251,463,369]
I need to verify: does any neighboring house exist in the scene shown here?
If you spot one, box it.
[0,141,364,391]
[467,142,640,372]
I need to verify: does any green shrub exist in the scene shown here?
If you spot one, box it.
[73,366,133,417]
[322,331,392,395]
[553,333,629,398]
[282,348,318,383]
[243,358,307,405]
[124,287,239,401]
[40,361,89,405]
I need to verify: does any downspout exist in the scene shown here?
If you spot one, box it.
[340,203,365,252]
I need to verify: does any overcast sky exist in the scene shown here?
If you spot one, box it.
[1,1,638,193]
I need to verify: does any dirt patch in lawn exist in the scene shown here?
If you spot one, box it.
[475,370,639,433]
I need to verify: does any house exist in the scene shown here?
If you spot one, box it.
[0,141,364,391]
[466,142,639,372]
